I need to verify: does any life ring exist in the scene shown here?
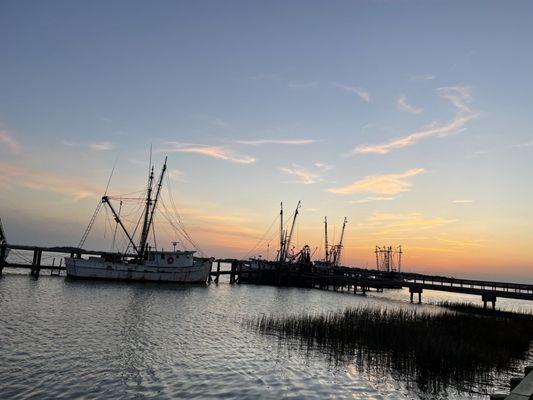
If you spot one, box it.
[167,256,174,264]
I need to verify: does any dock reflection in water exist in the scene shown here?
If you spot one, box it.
[0,274,532,399]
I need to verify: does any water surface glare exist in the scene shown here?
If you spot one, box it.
[0,274,531,399]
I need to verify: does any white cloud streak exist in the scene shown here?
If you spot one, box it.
[164,142,256,164]
[235,139,317,146]
[397,95,423,114]
[410,74,435,81]
[328,168,424,195]
[332,83,370,103]
[89,141,115,151]
[280,164,322,185]
[350,196,397,204]
[354,86,477,154]
[473,139,533,157]
[452,199,474,204]
[0,130,21,153]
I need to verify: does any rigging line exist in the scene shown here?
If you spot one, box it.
[164,175,187,227]
[124,201,145,255]
[108,188,146,197]
[104,155,119,196]
[156,215,182,249]
[159,198,202,255]
[151,209,158,251]
[77,201,103,248]
[157,209,191,251]
[158,198,193,248]
[163,176,205,255]
[257,229,283,255]
[244,214,279,258]
[111,200,122,252]
[103,205,114,239]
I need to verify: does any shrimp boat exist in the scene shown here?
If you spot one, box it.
[65,157,212,283]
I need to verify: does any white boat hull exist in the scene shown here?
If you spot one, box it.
[65,257,211,283]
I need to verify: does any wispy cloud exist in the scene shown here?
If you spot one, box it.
[280,164,322,185]
[354,86,477,154]
[332,83,370,103]
[62,140,115,151]
[328,168,424,195]
[89,141,115,151]
[235,139,317,146]
[368,212,455,230]
[452,199,474,204]
[211,118,227,127]
[351,212,456,235]
[289,81,319,89]
[164,142,256,164]
[0,162,101,200]
[350,196,397,204]
[472,139,533,157]
[409,74,435,81]
[168,169,187,182]
[0,130,21,153]
[397,95,423,114]
[314,162,333,171]
[511,140,533,148]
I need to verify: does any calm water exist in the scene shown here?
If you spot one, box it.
[1,270,532,399]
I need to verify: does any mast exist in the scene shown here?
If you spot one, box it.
[282,201,301,262]
[146,156,167,246]
[278,202,284,262]
[139,165,155,258]
[324,216,329,262]
[333,217,348,266]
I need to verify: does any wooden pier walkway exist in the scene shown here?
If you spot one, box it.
[2,243,533,308]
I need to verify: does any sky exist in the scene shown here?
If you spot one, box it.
[1,0,533,282]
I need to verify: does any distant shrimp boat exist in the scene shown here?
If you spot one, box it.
[65,157,212,283]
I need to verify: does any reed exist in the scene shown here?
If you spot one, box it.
[249,305,533,395]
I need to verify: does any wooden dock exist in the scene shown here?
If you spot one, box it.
[208,261,533,308]
[2,242,533,308]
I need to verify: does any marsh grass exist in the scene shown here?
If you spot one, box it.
[248,304,533,395]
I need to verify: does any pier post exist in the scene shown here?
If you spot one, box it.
[230,261,236,284]
[0,243,6,276]
[482,293,497,310]
[409,286,423,304]
[30,248,42,277]
[207,261,213,284]
[215,261,220,284]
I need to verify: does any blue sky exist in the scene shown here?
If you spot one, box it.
[1,0,533,281]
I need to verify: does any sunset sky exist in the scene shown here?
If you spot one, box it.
[1,1,533,281]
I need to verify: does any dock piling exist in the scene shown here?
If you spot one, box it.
[30,248,42,277]
[0,243,6,276]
